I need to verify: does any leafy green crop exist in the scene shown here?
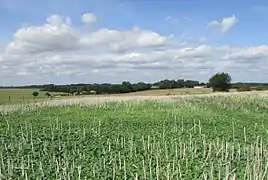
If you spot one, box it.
[0,96,267,179]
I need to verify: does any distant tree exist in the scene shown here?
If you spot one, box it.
[156,79,173,89]
[32,91,39,100]
[121,81,133,93]
[170,80,178,88]
[236,86,251,92]
[45,92,51,97]
[184,80,199,88]
[209,72,232,92]
[133,82,151,91]
[177,79,185,88]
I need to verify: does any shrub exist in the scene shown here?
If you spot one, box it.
[237,86,251,92]
[45,92,51,97]
[253,86,267,91]
[32,91,39,98]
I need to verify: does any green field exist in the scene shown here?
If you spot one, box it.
[0,94,267,179]
[0,89,67,105]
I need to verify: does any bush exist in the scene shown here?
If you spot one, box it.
[45,92,51,97]
[253,86,267,91]
[237,86,251,92]
[32,91,39,97]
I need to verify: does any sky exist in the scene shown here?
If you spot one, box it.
[1,0,268,86]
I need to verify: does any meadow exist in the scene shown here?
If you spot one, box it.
[0,89,68,105]
[0,92,268,179]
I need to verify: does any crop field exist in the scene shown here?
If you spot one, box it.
[0,92,268,179]
[106,88,214,96]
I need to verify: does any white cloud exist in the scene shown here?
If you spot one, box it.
[5,15,78,54]
[207,15,238,33]
[46,14,64,26]
[1,13,268,85]
[222,46,268,60]
[165,16,191,24]
[5,14,167,55]
[199,37,208,43]
[79,27,167,52]
[81,13,97,24]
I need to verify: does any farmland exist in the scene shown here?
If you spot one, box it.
[0,88,68,105]
[108,88,214,96]
[0,87,240,106]
[0,88,208,105]
[0,91,267,179]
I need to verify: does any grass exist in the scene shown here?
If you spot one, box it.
[0,94,267,179]
[0,89,67,105]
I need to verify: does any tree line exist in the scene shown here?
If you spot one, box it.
[1,73,268,94]
[39,79,203,94]
[1,79,204,94]
[42,82,152,94]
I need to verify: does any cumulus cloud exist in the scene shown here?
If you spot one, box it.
[5,14,167,54]
[222,46,268,60]
[0,13,268,85]
[81,13,97,24]
[79,27,167,53]
[207,15,238,33]
[5,14,78,54]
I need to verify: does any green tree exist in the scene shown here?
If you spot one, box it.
[32,91,39,100]
[184,80,199,88]
[45,92,51,97]
[209,72,232,92]
[121,81,133,93]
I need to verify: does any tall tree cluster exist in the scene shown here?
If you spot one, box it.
[208,73,232,92]
[29,78,202,94]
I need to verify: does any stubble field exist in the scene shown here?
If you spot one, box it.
[0,91,268,179]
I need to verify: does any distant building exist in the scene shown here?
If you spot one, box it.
[151,86,159,89]
[73,92,79,96]
[80,91,88,95]
[193,85,207,88]
[89,90,96,95]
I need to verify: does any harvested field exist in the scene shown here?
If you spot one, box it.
[0,91,267,114]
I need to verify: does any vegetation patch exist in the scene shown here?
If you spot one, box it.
[0,95,267,179]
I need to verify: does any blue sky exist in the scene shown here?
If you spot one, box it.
[0,0,268,85]
[1,0,267,45]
